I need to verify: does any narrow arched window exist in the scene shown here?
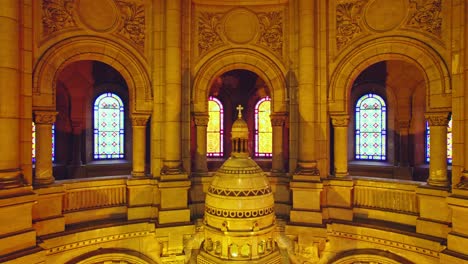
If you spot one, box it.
[32,122,55,163]
[425,116,452,164]
[93,93,124,159]
[207,97,224,157]
[255,97,272,157]
[355,93,386,160]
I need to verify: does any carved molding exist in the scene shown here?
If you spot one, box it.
[425,112,449,126]
[131,114,150,126]
[198,12,224,54]
[257,11,283,55]
[208,186,272,197]
[34,111,58,124]
[42,0,77,35]
[270,112,287,126]
[336,0,368,50]
[329,230,440,258]
[406,0,442,37]
[205,205,274,219]
[115,0,146,50]
[331,115,350,127]
[193,113,210,126]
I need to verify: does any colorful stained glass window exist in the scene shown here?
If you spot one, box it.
[32,122,55,163]
[93,93,125,159]
[207,97,223,157]
[255,97,272,157]
[425,117,452,164]
[355,93,386,160]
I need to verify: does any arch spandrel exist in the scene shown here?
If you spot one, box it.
[33,36,152,114]
[192,48,287,114]
[328,37,451,115]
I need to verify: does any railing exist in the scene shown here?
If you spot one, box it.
[61,177,128,212]
[353,177,421,214]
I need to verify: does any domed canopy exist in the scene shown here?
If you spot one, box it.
[231,104,249,139]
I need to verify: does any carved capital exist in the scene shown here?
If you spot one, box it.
[425,112,449,127]
[270,112,287,127]
[331,115,350,127]
[34,111,58,125]
[131,114,150,127]
[193,113,209,126]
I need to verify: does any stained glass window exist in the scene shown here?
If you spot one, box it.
[32,122,55,163]
[425,117,452,164]
[93,93,125,159]
[355,93,386,160]
[207,97,223,157]
[255,97,272,157]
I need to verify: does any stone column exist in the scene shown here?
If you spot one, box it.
[271,112,287,174]
[425,112,450,187]
[131,114,149,177]
[0,0,23,188]
[68,121,84,178]
[193,113,209,175]
[296,0,319,177]
[34,111,57,185]
[162,0,183,174]
[331,115,349,177]
[398,120,411,167]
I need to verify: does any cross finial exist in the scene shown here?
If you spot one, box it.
[236,105,244,119]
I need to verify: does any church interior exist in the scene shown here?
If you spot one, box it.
[1,0,467,263]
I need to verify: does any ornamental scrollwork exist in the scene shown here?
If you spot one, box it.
[406,0,442,37]
[425,113,449,126]
[198,12,224,55]
[34,111,58,124]
[42,0,76,35]
[257,11,283,55]
[331,115,350,127]
[336,0,368,50]
[115,0,146,50]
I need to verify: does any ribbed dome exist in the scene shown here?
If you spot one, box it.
[231,118,249,139]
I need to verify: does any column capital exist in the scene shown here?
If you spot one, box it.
[330,114,349,127]
[270,112,288,126]
[131,113,150,127]
[193,112,209,126]
[34,111,57,124]
[425,112,450,126]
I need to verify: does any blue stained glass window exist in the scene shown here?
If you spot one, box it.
[32,122,55,163]
[425,117,452,164]
[355,93,386,160]
[93,93,125,159]
[207,97,224,157]
[255,97,272,157]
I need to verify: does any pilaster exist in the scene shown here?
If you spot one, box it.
[330,114,349,177]
[425,112,450,187]
[270,112,287,174]
[193,113,209,175]
[33,111,57,186]
[131,113,150,177]
[32,185,64,236]
[416,186,451,239]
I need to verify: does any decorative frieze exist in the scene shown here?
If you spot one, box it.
[336,0,368,50]
[208,186,272,197]
[406,0,442,37]
[42,0,77,35]
[205,205,274,219]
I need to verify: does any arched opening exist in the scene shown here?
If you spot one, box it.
[52,60,135,179]
[205,69,276,171]
[346,60,435,181]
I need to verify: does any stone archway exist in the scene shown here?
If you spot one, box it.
[192,48,287,114]
[328,37,451,115]
[33,36,152,114]
[328,249,414,264]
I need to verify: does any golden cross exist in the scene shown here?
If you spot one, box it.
[236,104,244,119]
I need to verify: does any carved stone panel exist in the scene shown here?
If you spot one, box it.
[196,6,285,58]
[336,0,368,50]
[406,0,442,37]
[42,0,77,35]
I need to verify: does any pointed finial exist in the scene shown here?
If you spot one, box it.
[236,105,244,119]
